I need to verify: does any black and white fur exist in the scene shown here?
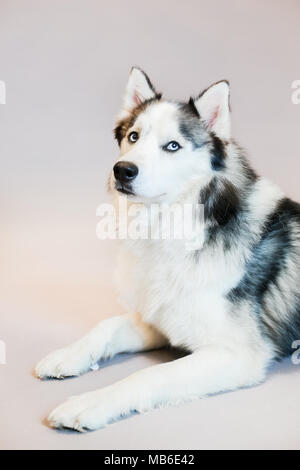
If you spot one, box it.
[36,68,300,431]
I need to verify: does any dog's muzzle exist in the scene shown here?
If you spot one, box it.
[113,161,138,195]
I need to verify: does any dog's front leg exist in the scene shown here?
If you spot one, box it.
[48,345,267,431]
[35,313,167,379]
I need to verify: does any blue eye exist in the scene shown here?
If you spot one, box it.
[164,141,181,152]
[128,131,139,143]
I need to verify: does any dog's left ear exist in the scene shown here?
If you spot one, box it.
[119,67,159,119]
[194,81,230,139]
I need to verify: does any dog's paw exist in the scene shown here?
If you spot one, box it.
[48,389,121,431]
[35,343,95,379]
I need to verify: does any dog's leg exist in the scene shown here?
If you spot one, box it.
[35,313,167,379]
[48,344,268,431]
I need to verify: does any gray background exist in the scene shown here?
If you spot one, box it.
[1,0,300,450]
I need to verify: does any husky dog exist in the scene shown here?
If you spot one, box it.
[36,68,300,432]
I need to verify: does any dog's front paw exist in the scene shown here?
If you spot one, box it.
[35,342,94,379]
[48,389,121,431]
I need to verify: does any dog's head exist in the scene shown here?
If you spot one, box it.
[110,67,231,202]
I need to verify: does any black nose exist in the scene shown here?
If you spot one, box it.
[113,161,139,183]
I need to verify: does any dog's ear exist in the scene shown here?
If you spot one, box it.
[194,81,230,139]
[119,67,158,119]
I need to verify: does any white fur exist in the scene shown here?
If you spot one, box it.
[36,180,278,431]
[112,101,213,201]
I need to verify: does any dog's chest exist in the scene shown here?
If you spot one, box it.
[118,240,244,350]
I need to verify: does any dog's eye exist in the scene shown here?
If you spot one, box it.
[163,141,181,152]
[128,131,139,143]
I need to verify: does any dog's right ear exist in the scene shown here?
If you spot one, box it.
[118,67,159,119]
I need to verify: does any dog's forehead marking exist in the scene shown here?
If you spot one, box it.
[136,101,207,148]
[136,101,180,137]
